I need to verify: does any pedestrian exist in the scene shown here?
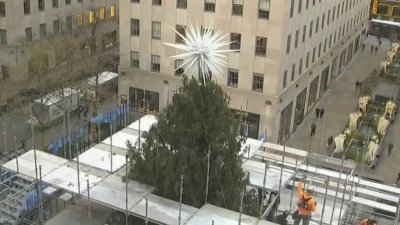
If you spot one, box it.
[315,108,320,118]
[370,45,374,53]
[379,39,382,46]
[292,179,317,225]
[320,108,325,118]
[396,172,400,184]
[374,46,378,54]
[327,136,333,148]
[360,218,377,225]
[362,43,366,51]
[311,123,317,136]
[388,143,393,156]
[355,81,360,91]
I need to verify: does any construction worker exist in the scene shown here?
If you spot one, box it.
[360,218,377,225]
[293,179,317,225]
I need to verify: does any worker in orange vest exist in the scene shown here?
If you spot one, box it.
[360,219,377,225]
[292,179,317,225]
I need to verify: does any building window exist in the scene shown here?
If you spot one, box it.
[38,0,45,11]
[52,0,58,8]
[291,64,295,81]
[89,11,96,24]
[227,69,239,87]
[77,13,83,26]
[298,0,302,13]
[302,25,306,42]
[175,59,184,76]
[25,27,32,42]
[151,55,161,72]
[315,17,319,33]
[306,52,310,68]
[131,0,140,3]
[312,47,316,63]
[131,51,139,68]
[66,16,72,33]
[204,0,216,12]
[318,42,321,58]
[298,57,303,75]
[175,25,186,43]
[39,23,46,39]
[1,65,9,79]
[283,70,287,89]
[232,0,244,16]
[152,0,161,5]
[65,0,70,5]
[324,38,327,53]
[99,7,106,20]
[53,20,59,35]
[286,35,291,54]
[321,13,325,29]
[152,22,161,39]
[24,0,30,15]
[289,0,294,18]
[255,37,267,56]
[111,4,116,17]
[0,29,6,44]
[177,0,187,9]
[252,73,264,92]
[295,29,299,48]
[309,21,313,37]
[131,19,140,36]
[230,33,241,50]
[258,0,270,19]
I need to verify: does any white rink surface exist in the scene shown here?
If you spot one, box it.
[128,115,157,132]
[186,204,257,225]
[243,160,292,191]
[43,165,102,194]
[102,128,144,150]
[130,194,198,225]
[3,150,68,178]
[73,147,127,172]
[90,174,152,210]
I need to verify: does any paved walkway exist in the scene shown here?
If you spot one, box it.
[286,36,400,183]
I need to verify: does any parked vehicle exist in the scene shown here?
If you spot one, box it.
[84,71,118,102]
[27,88,80,128]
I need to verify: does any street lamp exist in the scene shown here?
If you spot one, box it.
[85,174,91,218]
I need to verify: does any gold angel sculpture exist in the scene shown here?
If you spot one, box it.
[367,140,379,161]
[349,112,362,132]
[359,95,371,113]
[384,100,396,120]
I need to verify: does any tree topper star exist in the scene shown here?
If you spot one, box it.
[164,22,238,85]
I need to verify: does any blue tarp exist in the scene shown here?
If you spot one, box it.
[47,103,129,155]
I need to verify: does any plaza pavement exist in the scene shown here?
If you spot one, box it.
[286,36,400,184]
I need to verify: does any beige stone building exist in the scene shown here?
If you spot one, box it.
[118,0,370,143]
[0,0,118,95]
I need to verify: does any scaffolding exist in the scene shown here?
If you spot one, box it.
[248,141,400,225]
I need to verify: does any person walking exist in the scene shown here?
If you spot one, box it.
[311,123,317,136]
[362,43,366,51]
[378,39,382,46]
[315,108,320,118]
[396,172,400,184]
[370,45,374,53]
[292,179,317,225]
[374,46,378,54]
[320,108,325,118]
[356,80,361,91]
[327,136,333,148]
[360,218,377,225]
[388,143,393,156]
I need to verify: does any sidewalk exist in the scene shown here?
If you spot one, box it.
[286,36,396,181]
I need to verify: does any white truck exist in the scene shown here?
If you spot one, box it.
[84,71,118,102]
[27,88,80,127]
